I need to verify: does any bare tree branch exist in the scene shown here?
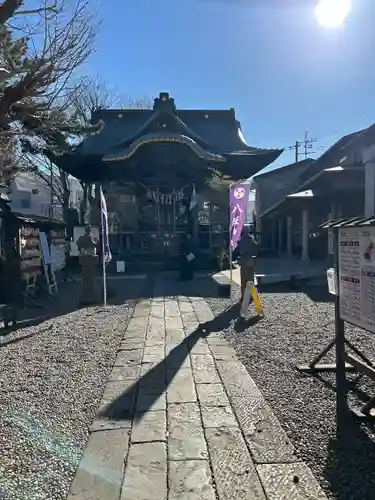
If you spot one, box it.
[0,0,58,27]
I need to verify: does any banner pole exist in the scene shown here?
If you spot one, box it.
[101,188,107,310]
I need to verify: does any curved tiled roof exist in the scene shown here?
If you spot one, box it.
[49,93,283,182]
[103,133,226,163]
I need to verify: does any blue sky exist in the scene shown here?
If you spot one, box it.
[87,0,375,173]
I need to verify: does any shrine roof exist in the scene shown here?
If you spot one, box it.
[49,93,283,182]
[76,93,281,158]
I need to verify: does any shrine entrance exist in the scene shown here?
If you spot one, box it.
[104,181,201,270]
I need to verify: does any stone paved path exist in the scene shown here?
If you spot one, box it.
[67,278,327,500]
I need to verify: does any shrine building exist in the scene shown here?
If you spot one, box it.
[52,92,282,271]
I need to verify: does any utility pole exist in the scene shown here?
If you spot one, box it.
[294,140,299,163]
[289,132,317,162]
[303,131,317,159]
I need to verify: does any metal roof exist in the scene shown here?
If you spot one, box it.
[319,217,375,229]
[257,165,362,220]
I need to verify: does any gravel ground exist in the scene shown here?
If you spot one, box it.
[0,278,147,500]
[206,276,375,500]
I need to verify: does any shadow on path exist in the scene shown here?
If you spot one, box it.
[99,296,262,421]
[307,372,375,499]
[324,423,375,500]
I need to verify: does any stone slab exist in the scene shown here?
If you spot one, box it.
[190,354,216,369]
[97,393,136,421]
[165,317,184,331]
[231,396,298,464]
[119,339,144,348]
[101,381,137,402]
[181,312,197,325]
[167,368,197,403]
[139,363,166,390]
[206,426,266,500]
[145,338,165,347]
[126,317,149,329]
[114,349,143,367]
[166,329,185,344]
[168,460,216,500]
[136,392,166,411]
[256,463,328,500]
[90,418,132,433]
[168,402,202,426]
[108,365,141,381]
[216,361,262,398]
[189,341,211,355]
[168,420,208,461]
[193,366,221,384]
[145,333,165,344]
[143,347,165,363]
[164,301,180,317]
[166,344,191,369]
[183,323,200,336]
[196,383,230,407]
[210,344,237,360]
[131,410,166,443]
[206,336,228,346]
[67,429,129,500]
[201,406,238,428]
[121,442,167,500]
[178,300,194,314]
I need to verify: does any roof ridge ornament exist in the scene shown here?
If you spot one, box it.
[153,92,176,114]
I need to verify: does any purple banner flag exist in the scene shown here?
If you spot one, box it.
[100,187,112,264]
[229,183,250,250]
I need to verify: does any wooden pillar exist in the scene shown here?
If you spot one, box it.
[286,216,293,257]
[278,217,283,256]
[365,161,375,216]
[301,207,309,261]
[271,219,277,251]
[193,206,199,241]
[208,202,213,249]
[327,201,337,258]
[156,188,160,234]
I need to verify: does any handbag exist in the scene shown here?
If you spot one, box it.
[186,252,195,262]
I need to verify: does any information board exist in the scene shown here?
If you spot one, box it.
[338,226,375,333]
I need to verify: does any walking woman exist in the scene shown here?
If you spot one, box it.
[178,233,195,281]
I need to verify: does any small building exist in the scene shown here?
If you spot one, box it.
[50,92,283,270]
[252,158,314,247]
[254,129,367,262]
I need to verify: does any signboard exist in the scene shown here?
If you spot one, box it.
[338,226,375,333]
[70,226,100,257]
[39,232,52,265]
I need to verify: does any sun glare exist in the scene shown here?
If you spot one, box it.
[314,0,352,28]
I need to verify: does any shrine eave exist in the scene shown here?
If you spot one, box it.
[219,148,284,179]
[103,133,226,163]
[48,141,283,184]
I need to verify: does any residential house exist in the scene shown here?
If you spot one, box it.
[7,172,83,223]
[8,172,62,220]
[254,129,367,261]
